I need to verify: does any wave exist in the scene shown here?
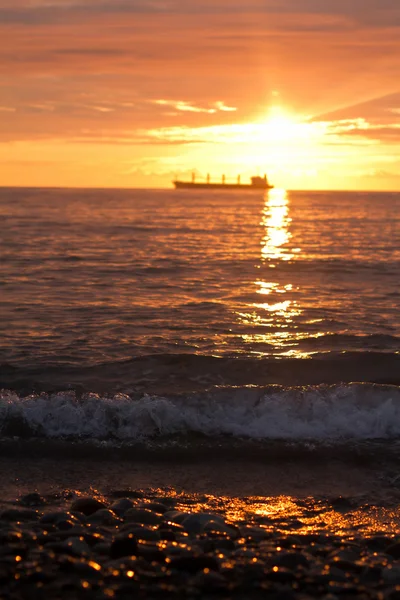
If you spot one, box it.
[1,383,400,443]
[1,352,400,397]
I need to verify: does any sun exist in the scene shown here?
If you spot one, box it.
[148,104,328,183]
[263,115,300,142]
[258,107,316,143]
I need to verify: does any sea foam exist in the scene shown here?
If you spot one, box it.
[1,383,400,442]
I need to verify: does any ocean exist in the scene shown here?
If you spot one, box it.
[1,187,400,598]
[1,186,399,446]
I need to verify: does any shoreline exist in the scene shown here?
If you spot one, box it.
[1,479,400,598]
[1,446,400,507]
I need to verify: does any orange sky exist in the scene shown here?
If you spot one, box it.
[1,0,400,189]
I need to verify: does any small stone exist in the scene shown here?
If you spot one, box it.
[137,542,165,563]
[122,525,161,542]
[193,569,228,591]
[331,559,364,575]
[159,529,176,541]
[265,567,297,584]
[382,566,400,584]
[163,510,188,524]
[59,555,103,577]
[158,521,186,541]
[45,526,86,541]
[92,542,111,556]
[330,549,361,562]
[65,537,91,556]
[70,497,107,516]
[241,526,271,542]
[45,536,90,557]
[40,511,80,525]
[360,565,382,582]
[275,551,310,571]
[111,498,134,517]
[386,542,400,559]
[87,509,121,526]
[124,508,162,525]
[57,519,76,531]
[138,502,169,514]
[202,519,239,538]
[181,513,225,534]
[152,496,176,507]
[202,537,236,553]
[365,536,393,551]
[109,534,138,559]
[0,508,40,521]
[169,555,220,573]
[18,492,46,507]
[325,566,348,582]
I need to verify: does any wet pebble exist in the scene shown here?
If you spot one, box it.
[109,533,138,559]
[181,512,225,534]
[0,508,40,521]
[124,507,162,525]
[386,541,400,559]
[69,496,107,516]
[122,524,161,542]
[18,492,46,507]
[1,488,400,599]
[138,501,169,514]
[110,498,134,516]
[86,508,121,526]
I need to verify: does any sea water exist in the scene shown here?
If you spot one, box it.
[1,186,399,445]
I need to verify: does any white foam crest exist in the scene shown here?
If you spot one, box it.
[1,383,400,441]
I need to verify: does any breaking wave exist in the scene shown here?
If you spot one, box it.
[1,383,400,442]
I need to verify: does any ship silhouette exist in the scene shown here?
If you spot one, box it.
[173,173,273,190]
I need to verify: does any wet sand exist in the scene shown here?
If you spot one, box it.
[1,448,400,509]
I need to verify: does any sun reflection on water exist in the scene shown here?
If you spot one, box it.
[260,188,295,263]
[236,188,309,356]
[235,189,329,356]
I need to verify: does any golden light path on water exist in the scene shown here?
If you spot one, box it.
[237,188,325,357]
[260,188,295,263]
[161,492,400,538]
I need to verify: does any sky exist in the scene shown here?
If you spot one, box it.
[1,0,400,189]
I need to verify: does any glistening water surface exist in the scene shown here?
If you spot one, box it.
[1,187,399,445]
[1,187,399,366]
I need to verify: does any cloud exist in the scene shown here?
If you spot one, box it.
[85,105,115,113]
[0,0,400,158]
[314,93,400,122]
[215,101,236,112]
[343,125,400,143]
[313,95,400,143]
[153,99,236,114]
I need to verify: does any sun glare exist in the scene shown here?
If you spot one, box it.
[149,105,328,185]
[263,115,298,142]
[255,107,320,144]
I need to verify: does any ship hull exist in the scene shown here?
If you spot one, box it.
[173,181,273,190]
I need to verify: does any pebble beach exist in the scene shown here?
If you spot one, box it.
[1,453,400,599]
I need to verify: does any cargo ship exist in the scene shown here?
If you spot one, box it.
[173,174,273,190]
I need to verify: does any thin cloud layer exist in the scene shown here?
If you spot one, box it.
[0,0,399,188]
